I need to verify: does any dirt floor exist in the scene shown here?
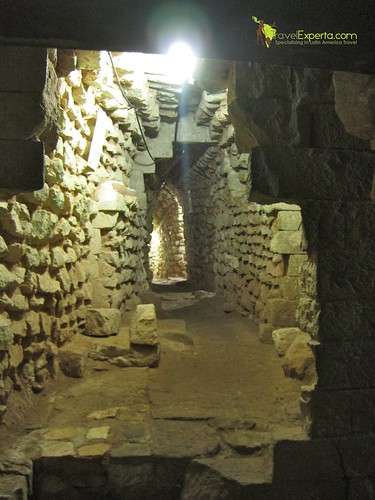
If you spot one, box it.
[0,282,308,498]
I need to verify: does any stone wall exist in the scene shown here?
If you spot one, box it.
[228,61,375,439]
[184,144,309,345]
[149,187,187,280]
[0,49,152,421]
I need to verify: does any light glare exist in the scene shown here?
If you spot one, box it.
[167,42,196,84]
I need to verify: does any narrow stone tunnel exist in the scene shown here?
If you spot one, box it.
[0,45,374,499]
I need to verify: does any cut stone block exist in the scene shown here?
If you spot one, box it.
[0,92,44,140]
[282,331,316,381]
[0,474,28,500]
[130,304,158,346]
[287,254,308,276]
[263,299,298,328]
[270,230,306,254]
[272,327,302,357]
[0,312,14,351]
[0,47,47,92]
[276,210,302,231]
[59,347,87,378]
[0,140,44,191]
[92,212,118,229]
[181,456,273,500]
[85,308,121,337]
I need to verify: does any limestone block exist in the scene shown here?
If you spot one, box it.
[0,264,21,292]
[19,183,49,205]
[296,298,320,339]
[282,331,316,381]
[287,254,307,276]
[0,312,13,351]
[25,310,40,335]
[37,272,61,294]
[280,277,299,300]
[130,304,158,346]
[85,308,121,337]
[9,343,23,368]
[263,299,298,328]
[0,474,28,500]
[270,231,306,254]
[57,268,72,292]
[0,201,31,239]
[272,327,302,356]
[50,248,67,270]
[3,242,25,263]
[59,347,86,378]
[76,50,101,70]
[29,210,58,244]
[92,212,119,229]
[276,211,302,231]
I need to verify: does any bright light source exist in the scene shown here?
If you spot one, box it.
[166,42,196,84]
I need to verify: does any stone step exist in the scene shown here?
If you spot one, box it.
[181,455,274,499]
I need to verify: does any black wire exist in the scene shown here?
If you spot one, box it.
[107,51,156,166]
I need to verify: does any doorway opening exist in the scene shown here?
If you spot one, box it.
[149,184,187,282]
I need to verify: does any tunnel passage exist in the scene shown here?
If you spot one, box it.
[2,45,375,499]
[149,185,187,281]
[0,48,320,427]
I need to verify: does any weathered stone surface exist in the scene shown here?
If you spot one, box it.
[270,231,306,254]
[309,388,375,438]
[333,71,375,141]
[312,103,366,150]
[0,93,46,140]
[223,430,270,453]
[40,441,75,457]
[152,420,219,459]
[181,456,273,500]
[0,140,45,191]
[59,347,87,378]
[315,341,375,390]
[282,331,316,381]
[130,304,158,346]
[0,47,46,95]
[272,327,301,356]
[92,212,118,229]
[29,210,58,244]
[0,474,28,500]
[0,264,20,291]
[0,312,13,351]
[287,254,308,276]
[78,443,111,457]
[85,308,121,337]
[263,299,298,328]
[276,211,302,231]
[37,272,61,294]
[318,248,375,302]
[273,439,343,482]
[251,147,374,200]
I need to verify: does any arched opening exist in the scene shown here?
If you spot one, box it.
[149,185,187,282]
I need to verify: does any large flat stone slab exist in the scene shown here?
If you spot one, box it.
[151,420,219,459]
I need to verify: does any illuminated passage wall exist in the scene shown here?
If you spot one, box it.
[149,186,187,281]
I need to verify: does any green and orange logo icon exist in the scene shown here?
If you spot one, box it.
[252,16,277,48]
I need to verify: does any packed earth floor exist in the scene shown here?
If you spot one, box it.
[0,282,307,499]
